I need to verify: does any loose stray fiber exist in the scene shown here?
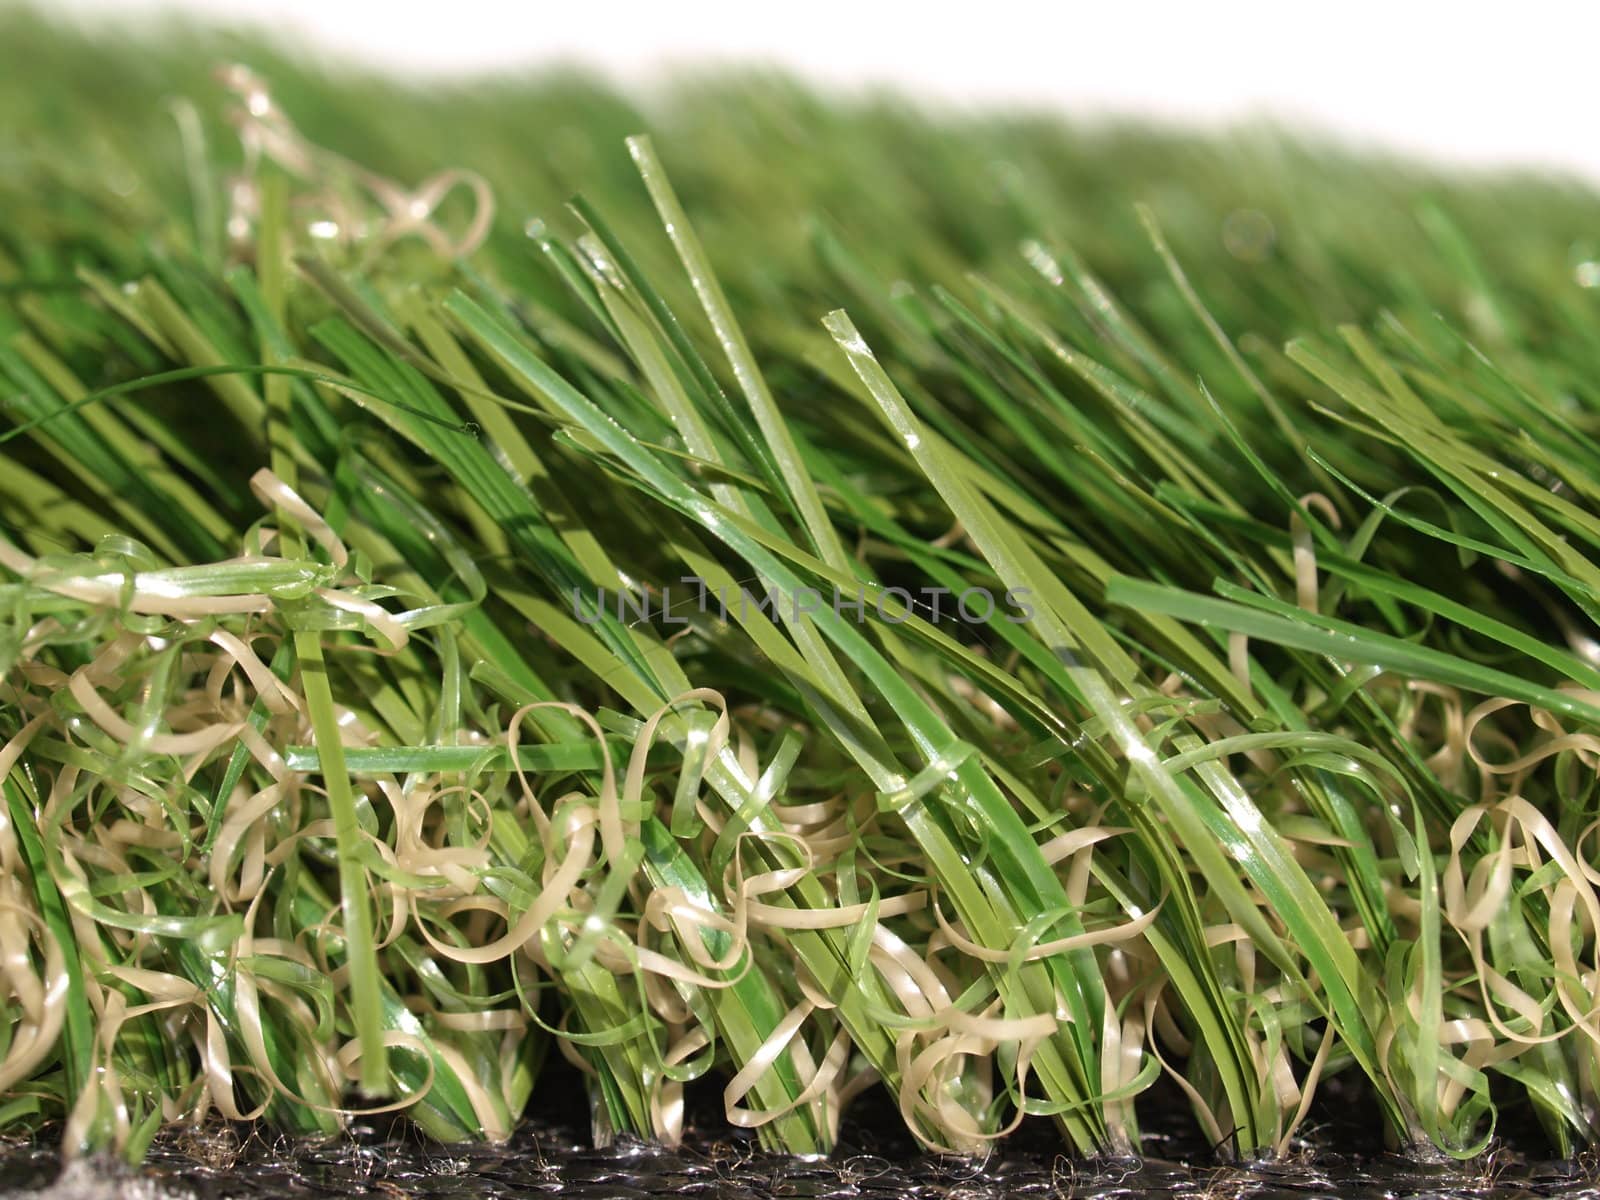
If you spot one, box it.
[4,9,1600,1169]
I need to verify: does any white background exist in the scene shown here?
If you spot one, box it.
[47,0,1600,185]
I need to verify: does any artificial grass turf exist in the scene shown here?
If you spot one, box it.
[5,9,1600,1168]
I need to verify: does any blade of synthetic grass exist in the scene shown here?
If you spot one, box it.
[4,775,94,1140]
[254,167,388,1096]
[1106,577,1600,728]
